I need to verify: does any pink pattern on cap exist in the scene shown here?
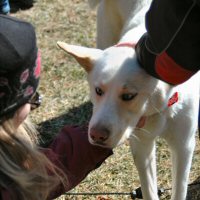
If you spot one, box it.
[20,69,30,83]
[24,86,34,97]
[34,51,41,78]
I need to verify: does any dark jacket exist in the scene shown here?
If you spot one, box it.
[136,0,200,84]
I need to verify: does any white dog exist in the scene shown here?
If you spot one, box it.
[57,0,199,199]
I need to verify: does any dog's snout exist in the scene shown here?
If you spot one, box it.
[90,126,110,143]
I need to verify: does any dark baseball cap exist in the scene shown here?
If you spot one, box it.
[0,15,41,120]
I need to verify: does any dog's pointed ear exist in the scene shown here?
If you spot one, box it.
[57,41,102,72]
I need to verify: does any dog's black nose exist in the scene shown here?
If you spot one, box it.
[90,126,110,143]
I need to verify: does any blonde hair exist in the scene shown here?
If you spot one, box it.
[0,117,67,200]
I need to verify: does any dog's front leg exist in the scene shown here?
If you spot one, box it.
[165,134,196,200]
[130,138,159,200]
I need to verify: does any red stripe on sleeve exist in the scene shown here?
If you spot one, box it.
[155,52,195,84]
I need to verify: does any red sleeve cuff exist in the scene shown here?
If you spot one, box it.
[155,51,196,84]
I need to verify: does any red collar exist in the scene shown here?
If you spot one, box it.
[115,42,136,48]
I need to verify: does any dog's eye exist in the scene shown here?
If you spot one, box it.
[121,93,137,101]
[95,87,104,96]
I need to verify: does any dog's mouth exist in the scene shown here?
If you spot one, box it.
[88,116,147,148]
[136,116,146,128]
[89,138,108,147]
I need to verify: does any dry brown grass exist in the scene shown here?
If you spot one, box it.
[11,0,200,199]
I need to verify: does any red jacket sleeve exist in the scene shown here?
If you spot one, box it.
[45,125,113,199]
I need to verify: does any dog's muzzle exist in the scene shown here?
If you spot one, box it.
[89,126,110,144]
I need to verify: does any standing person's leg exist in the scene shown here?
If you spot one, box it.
[0,0,10,14]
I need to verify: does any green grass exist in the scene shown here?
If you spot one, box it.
[12,0,200,199]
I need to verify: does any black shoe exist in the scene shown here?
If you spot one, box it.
[10,0,35,12]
